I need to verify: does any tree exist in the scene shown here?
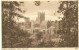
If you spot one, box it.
[36,31,43,40]
[58,1,78,47]
[2,1,25,47]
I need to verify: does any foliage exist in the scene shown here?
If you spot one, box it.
[34,1,41,6]
[58,1,78,47]
[36,31,43,40]
[2,1,29,48]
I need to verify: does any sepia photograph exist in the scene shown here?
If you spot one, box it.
[2,0,78,48]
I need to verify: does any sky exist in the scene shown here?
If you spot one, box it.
[23,1,64,20]
[14,1,64,22]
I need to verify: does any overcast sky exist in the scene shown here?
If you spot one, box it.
[22,1,63,20]
[15,1,64,22]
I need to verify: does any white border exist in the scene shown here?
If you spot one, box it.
[0,0,79,50]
